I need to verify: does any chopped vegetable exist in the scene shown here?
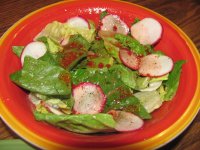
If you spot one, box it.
[36,36,63,54]
[73,82,106,114]
[100,14,129,36]
[12,46,24,57]
[131,18,162,45]
[163,60,186,100]
[119,48,140,70]
[115,34,147,56]
[10,14,185,134]
[134,91,163,113]
[109,110,144,132]
[10,57,71,96]
[20,42,47,65]
[139,54,173,77]
[34,112,116,133]
[66,16,89,29]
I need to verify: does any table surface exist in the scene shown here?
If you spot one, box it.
[0,0,199,149]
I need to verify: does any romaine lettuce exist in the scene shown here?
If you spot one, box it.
[163,60,186,100]
[38,21,95,43]
[10,56,71,96]
[34,112,116,133]
[12,46,24,57]
[37,36,63,54]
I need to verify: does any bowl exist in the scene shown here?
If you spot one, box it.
[0,0,200,149]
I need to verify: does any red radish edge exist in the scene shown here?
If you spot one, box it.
[100,14,129,35]
[138,54,174,77]
[119,48,140,70]
[72,82,106,114]
[131,18,163,45]
[66,16,90,29]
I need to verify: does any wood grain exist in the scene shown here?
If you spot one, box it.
[0,0,199,149]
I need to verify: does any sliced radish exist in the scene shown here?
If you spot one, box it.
[100,14,129,35]
[20,41,47,65]
[109,110,144,132]
[139,54,173,77]
[73,82,106,114]
[66,16,89,29]
[131,18,162,45]
[60,37,70,46]
[139,81,162,92]
[119,48,140,70]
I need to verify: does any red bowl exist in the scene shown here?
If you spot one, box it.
[0,0,200,149]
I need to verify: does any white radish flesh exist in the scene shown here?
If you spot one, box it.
[131,18,162,45]
[139,54,173,77]
[66,16,89,29]
[21,41,47,65]
[119,49,140,70]
[110,111,144,132]
[100,14,129,35]
[73,82,106,114]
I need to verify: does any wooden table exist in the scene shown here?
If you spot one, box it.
[0,0,199,149]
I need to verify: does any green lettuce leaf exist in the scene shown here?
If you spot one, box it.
[87,57,114,68]
[10,56,71,96]
[34,112,116,133]
[12,46,24,57]
[60,49,87,70]
[104,39,121,62]
[131,17,140,25]
[100,10,108,20]
[105,96,151,119]
[68,34,91,51]
[38,21,95,43]
[134,91,163,113]
[114,34,146,55]
[163,60,186,100]
[90,40,110,57]
[39,51,61,66]
[37,36,63,54]
[109,65,137,89]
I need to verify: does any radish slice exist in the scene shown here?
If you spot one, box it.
[109,110,144,132]
[100,14,129,35]
[66,16,89,29]
[73,82,106,114]
[131,18,162,45]
[119,49,140,70]
[60,37,70,46]
[139,81,162,92]
[21,41,47,65]
[139,54,173,77]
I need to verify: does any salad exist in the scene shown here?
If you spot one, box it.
[10,10,185,133]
